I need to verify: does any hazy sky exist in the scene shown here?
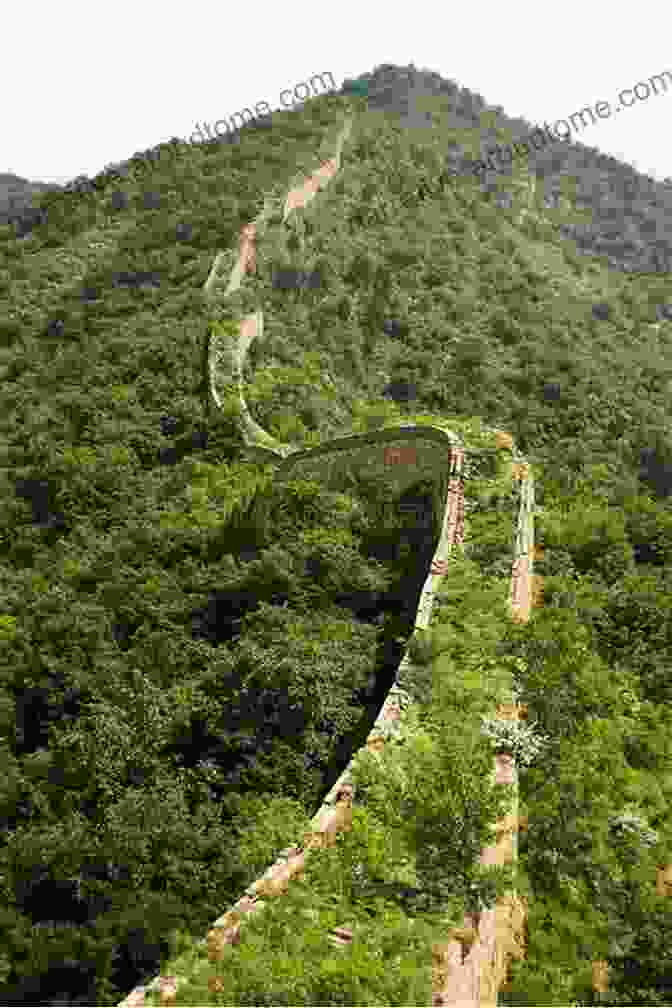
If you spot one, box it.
[5,0,671,186]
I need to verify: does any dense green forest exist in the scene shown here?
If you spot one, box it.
[2,63,672,1005]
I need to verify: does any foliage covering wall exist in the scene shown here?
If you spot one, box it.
[1,64,672,1005]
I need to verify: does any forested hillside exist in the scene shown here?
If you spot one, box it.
[1,63,672,1005]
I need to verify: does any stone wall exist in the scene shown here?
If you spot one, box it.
[119,105,537,1008]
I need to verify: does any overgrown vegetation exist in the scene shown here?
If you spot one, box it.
[143,546,521,1007]
[1,63,672,1005]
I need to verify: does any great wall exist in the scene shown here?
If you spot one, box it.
[115,102,667,1006]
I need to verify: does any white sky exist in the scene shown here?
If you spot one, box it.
[4,0,671,187]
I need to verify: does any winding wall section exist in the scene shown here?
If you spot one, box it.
[118,108,536,1007]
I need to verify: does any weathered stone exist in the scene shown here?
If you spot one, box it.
[592,960,610,993]
[142,190,162,210]
[542,381,561,401]
[366,732,386,755]
[657,863,672,896]
[123,988,145,1006]
[383,378,417,402]
[328,925,354,947]
[248,851,307,897]
[493,430,514,451]
[113,270,161,288]
[207,925,241,962]
[15,206,47,236]
[208,975,227,994]
[382,318,406,336]
[158,976,179,1005]
[109,190,129,212]
[45,319,65,339]
[591,301,611,320]
[175,221,193,242]
[510,461,530,481]
[272,266,322,289]
[159,415,180,435]
[531,574,544,606]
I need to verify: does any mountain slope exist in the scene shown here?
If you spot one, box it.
[0,173,63,230]
[1,64,672,1006]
